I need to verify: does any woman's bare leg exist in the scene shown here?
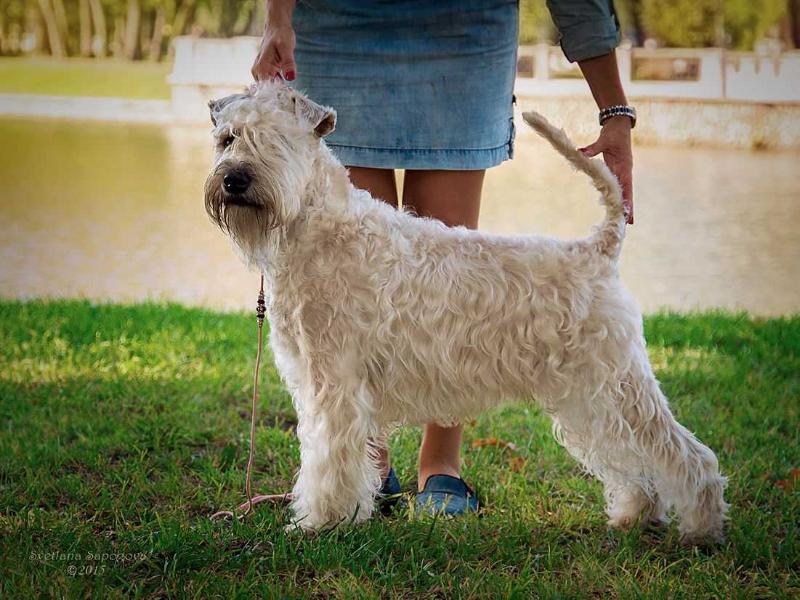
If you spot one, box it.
[347,166,398,207]
[346,166,398,481]
[403,169,485,490]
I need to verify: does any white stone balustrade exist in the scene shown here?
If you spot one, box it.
[170,37,800,112]
[159,37,800,148]
[169,36,262,121]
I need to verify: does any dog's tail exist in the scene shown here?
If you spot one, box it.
[522,111,626,258]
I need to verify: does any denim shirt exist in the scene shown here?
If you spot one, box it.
[546,0,621,62]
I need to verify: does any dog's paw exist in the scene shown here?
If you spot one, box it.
[607,514,637,531]
[284,521,314,535]
[679,524,726,548]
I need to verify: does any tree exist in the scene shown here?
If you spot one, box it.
[640,0,788,50]
[79,0,91,55]
[88,0,106,55]
[123,0,140,59]
[724,0,787,50]
[10,0,793,62]
[519,0,555,44]
[788,0,800,48]
[614,0,646,45]
[640,0,721,47]
[0,0,28,54]
[38,0,66,57]
[51,0,72,53]
[192,0,256,37]
[147,3,165,60]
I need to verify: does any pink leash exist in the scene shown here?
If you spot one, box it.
[210,274,293,520]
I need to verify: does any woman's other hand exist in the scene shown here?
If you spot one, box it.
[252,1,296,81]
[580,116,634,224]
[575,50,635,225]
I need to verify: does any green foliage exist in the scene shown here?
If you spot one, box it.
[640,0,723,48]
[1,300,798,596]
[519,0,555,44]
[0,0,794,60]
[613,0,643,38]
[0,0,27,22]
[724,0,787,50]
[194,0,257,37]
[638,0,788,50]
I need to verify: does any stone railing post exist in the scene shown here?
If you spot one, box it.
[617,43,632,87]
[534,43,550,82]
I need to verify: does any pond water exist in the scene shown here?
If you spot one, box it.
[1,117,798,315]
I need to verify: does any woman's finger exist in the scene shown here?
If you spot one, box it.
[252,57,277,81]
[605,157,633,225]
[617,167,634,224]
[252,41,283,81]
[578,140,603,157]
[281,54,297,81]
[622,184,634,224]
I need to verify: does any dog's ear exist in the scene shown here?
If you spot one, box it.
[208,92,250,126]
[295,95,336,138]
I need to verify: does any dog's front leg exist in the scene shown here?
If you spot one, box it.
[289,381,381,532]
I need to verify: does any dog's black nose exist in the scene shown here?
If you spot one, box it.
[223,170,251,195]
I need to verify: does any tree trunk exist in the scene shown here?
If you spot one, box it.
[87,0,106,56]
[789,0,800,49]
[0,13,6,55]
[79,0,91,56]
[37,0,65,58]
[139,9,151,58]
[172,0,196,38]
[124,0,141,60]
[149,6,165,61]
[713,0,725,48]
[112,16,124,58]
[163,0,196,60]
[248,0,265,35]
[51,0,69,54]
[630,1,646,46]
[233,2,255,36]
[25,2,46,53]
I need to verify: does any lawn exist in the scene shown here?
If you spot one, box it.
[0,57,171,99]
[0,300,798,598]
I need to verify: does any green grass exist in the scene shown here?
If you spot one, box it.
[0,58,171,99]
[1,300,798,598]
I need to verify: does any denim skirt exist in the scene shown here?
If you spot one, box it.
[291,0,519,170]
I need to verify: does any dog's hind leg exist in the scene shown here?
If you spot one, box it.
[614,352,728,544]
[550,395,662,532]
[603,471,667,531]
[554,365,727,543]
[289,377,381,532]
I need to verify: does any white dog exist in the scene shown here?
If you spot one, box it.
[204,82,728,544]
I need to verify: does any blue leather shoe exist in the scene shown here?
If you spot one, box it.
[377,467,402,515]
[415,474,479,516]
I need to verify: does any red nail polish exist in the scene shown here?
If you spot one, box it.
[286,70,296,81]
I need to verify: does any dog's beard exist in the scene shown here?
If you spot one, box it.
[204,167,279,247]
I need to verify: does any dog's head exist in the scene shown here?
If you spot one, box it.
[204,81,336,252]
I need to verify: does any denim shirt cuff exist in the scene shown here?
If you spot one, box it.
[557,15,621,63]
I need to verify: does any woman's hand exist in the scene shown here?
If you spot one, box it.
[575,51,635,225]
[251,20,296,81]
[579,116,634,225]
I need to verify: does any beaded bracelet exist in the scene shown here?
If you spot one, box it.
[599,105,637,128]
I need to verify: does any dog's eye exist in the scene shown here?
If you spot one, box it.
[222,135,235,148]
